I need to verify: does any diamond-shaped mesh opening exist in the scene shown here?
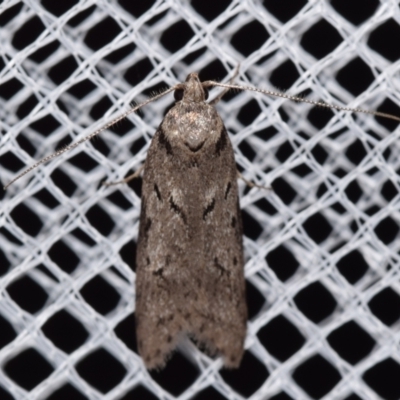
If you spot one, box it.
[75,348,127,394]
[258,315,306,362]
[4,348,54,391]
[362,358,400,400]
[80,274,122,315]
[41,309,90,354]
[1,1,400,399]
[6,275,49,314]
[292,355,342,399]
[327,321,376,365]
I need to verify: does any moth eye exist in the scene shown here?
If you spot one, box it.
[203,88,209,100]
[174,89,184,101]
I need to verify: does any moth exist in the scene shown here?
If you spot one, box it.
[135,73,247,369]
[5,71,399,370]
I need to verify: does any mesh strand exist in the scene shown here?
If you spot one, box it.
[1,1,400,399]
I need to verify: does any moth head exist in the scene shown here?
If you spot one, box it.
[174,73,209,103]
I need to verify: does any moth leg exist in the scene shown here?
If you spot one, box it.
[102,165,144,186]
[209,65,240,105]
[237,171,271,190]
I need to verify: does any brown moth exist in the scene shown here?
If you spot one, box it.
[5,70,399,371]
[135,73,247,369]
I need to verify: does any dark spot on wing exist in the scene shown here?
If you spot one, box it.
[233,256,238,266]
[215,127,227,155]
[235,200,243,237]
[154,184,162,201]
[138,202,151,242]
[139,200,147,221]
[214,257,228,276]
[203,198,215,220]
[231,216,236,228]
[158,128,173,155]
[185,141,204,152]
[145,218,152,233]
[224,182,231,199]
[153,268,164,277]
[167,335,172,343]
[169,196,187,223]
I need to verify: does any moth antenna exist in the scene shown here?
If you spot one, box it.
[3,86,176,190]
[6,78,399,190]
[205,82,400,123]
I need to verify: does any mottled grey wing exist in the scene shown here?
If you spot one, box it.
[135,120,246,370]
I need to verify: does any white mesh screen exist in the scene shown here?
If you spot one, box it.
[1,1,400,399]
